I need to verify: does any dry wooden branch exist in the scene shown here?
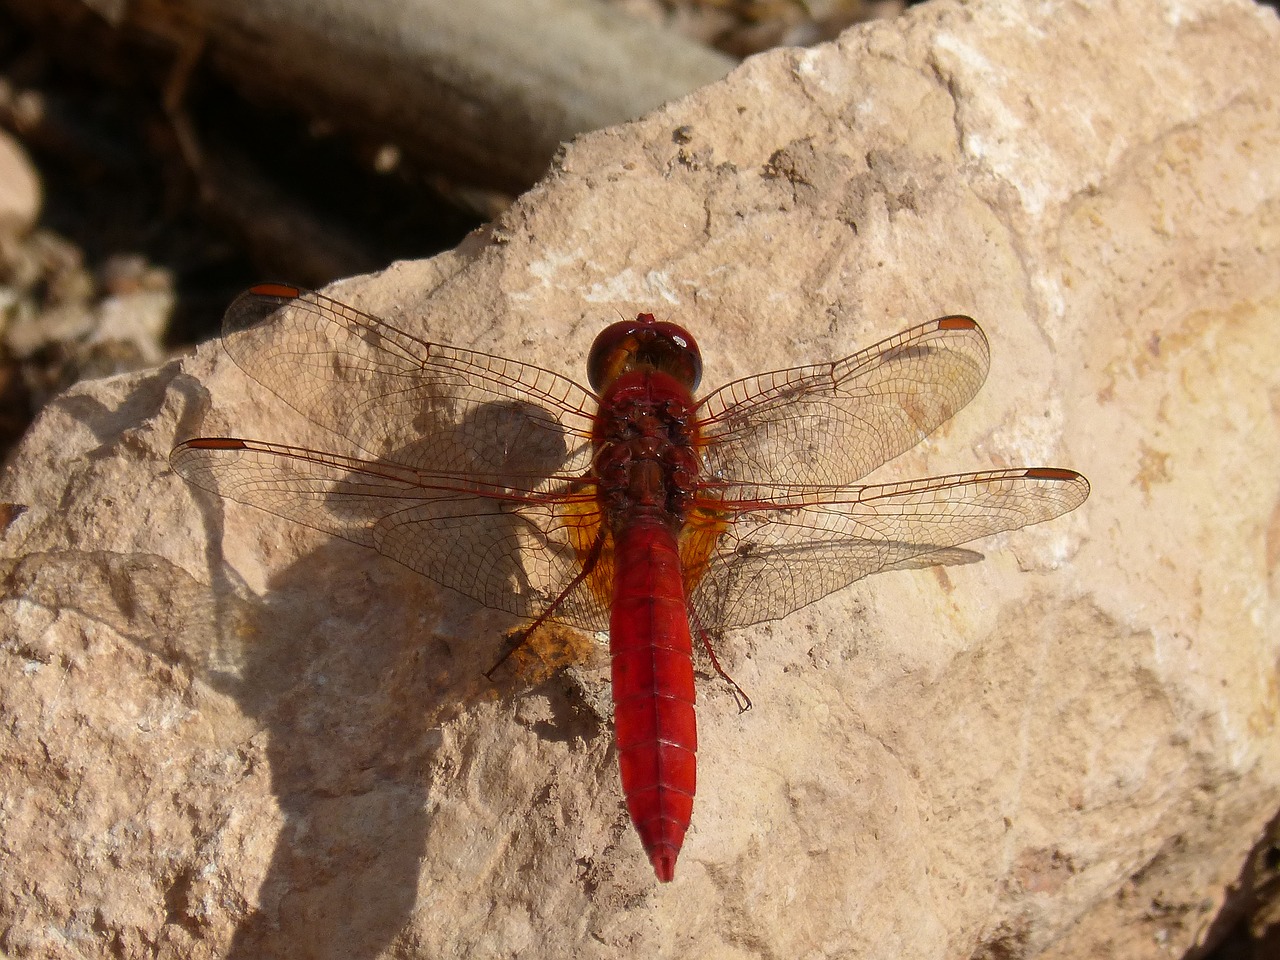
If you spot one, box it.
[121,0,738,191]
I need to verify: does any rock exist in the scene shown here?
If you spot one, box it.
[2,0,1277,957]
[0,129,40,235]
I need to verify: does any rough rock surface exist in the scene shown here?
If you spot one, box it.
[0,129,40,235]
[2,0,1278,958]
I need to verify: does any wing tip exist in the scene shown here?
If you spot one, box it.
[225,283,307,335]
[1023,466,1091,506]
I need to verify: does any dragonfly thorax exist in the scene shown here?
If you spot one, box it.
[593,370,701,530]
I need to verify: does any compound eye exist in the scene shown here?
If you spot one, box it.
[586,314,702,392]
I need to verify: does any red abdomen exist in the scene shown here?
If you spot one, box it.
[610,519,697,883]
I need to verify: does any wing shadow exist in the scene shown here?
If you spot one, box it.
[165,381,602,955]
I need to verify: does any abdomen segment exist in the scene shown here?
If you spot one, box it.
[609,520,698,882]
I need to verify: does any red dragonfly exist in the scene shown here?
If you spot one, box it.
[171,283,1089,882]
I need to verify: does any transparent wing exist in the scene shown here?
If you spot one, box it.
[170,437,611,632]
[216,284,599,482]
[684,468,1089,632]
[177,292,1087,644]
[696,316,990,486]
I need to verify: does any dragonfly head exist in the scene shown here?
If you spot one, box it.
[587,313,702,393]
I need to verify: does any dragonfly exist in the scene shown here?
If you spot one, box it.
[171,283,1089,882]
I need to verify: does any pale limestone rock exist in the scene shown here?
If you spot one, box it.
[0,129,39,235]
[2,0,1278,957]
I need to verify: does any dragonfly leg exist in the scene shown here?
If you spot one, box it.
[483,531,606,681]
[691,614,752,713]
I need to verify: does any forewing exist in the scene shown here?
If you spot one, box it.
[696,317,990,486]
[218,284,598,484]
[687,468,1089,632]
[170,437,611,632]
